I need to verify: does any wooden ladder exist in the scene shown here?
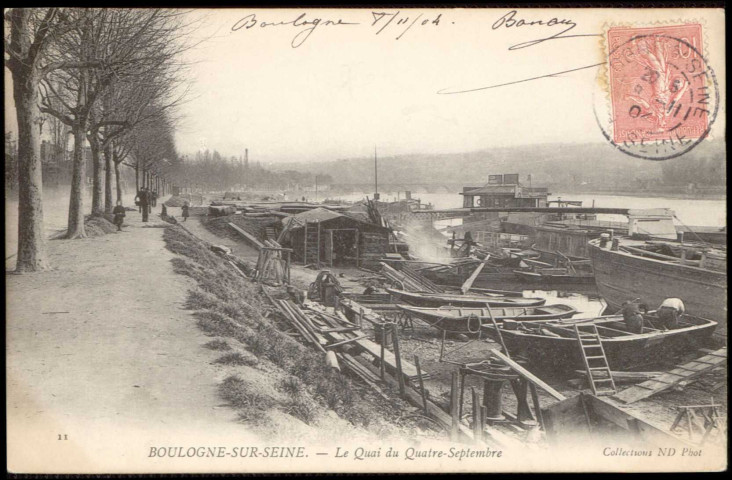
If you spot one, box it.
[303,221,320,266]
[574,324,616,396]
[265,227,276,241]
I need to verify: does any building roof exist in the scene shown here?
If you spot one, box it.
[283,207,388,231]
[461,185,518,195]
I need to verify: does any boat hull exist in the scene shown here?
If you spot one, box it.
[588,241,727,337]
[387,288,546,308]
[397,304,577,333]
[483,319,717,371]
[513,270,596,285]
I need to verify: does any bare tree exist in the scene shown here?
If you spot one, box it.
[40,8,195,237]
[4,8,67,271]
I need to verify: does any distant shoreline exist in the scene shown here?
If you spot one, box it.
[553,190,726,201]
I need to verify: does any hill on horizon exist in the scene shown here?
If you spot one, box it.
[268,140,726,189]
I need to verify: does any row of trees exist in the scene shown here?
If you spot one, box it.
[5,8,191,272]
[168,149,334,192]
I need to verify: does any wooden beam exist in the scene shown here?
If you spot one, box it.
[228,222,264,249]
[460,258,487,295]
[490,349,566,401]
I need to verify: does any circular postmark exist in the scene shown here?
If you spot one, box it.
[594,30,719,161]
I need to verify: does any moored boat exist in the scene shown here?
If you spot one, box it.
[588,236,727,337]
[397,303,578,333]
[513,267,595,284]
[481,313,717,371]
[386,288,546,308]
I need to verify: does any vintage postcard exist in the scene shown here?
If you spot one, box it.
[5,7,726,474]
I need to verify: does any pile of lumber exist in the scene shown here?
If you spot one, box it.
[379,262,444,293]
[254,246,291,286]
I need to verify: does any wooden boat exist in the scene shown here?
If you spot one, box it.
[481,313,717,371]
[513,267,595,284]
[397,304,578,333]
[386,288,547,308]
[588,237,727,336]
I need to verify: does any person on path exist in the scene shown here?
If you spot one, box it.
[151,190,158,207]
[138,187,150,222]
[112,201,126,231]
[135,187,144,213]
[181,201,190,222]
[657,298,684,330]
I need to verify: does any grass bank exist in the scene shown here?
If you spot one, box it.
[163,225,415,438]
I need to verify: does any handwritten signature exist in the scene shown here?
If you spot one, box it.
[492,10,598,50]
[232,13,359,48]
[440,10,602,94]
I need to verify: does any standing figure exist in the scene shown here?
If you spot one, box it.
[181,201,190,222]
[139,187,150,222]
[657,298,684,330]
[151,190,158,207]
[112,201,126,231]
[135,187,144,213]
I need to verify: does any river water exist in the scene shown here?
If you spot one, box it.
[326,192,727,227]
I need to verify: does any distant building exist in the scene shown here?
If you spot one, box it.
[461,174,549,209]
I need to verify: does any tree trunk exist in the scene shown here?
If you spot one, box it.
[114,153,123,204]
[135,161,139,191]
[104,143,113,213]
[12,65,50,272]
[89,133,104,216]
[67,122,87,239]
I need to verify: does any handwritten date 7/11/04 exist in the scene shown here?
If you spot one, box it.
[231,12,443,48]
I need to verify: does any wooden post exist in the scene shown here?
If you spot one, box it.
[450,371,460,441]
[414,355,428,414]
[529,383,545,431]
[379,323,386,381]
[359,308,364,329]
[392,323,405,396]
[472,387,483,443]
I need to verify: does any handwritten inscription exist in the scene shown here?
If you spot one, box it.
[492,10,597,50]
[231,11,443,48]
[232,13,359,48]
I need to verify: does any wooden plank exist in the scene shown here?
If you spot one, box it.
[460,259,487,295]
[613,348,727,404]
[490,349,566,401]
[228,222,265,249]
[587,396,692,447]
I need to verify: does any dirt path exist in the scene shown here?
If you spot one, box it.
[6,209,261,473]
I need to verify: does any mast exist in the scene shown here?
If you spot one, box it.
[374,145,378,197]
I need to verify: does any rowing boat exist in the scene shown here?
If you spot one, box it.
[481,313,717,371]
[386,288,546,308]
[397,304,578,333]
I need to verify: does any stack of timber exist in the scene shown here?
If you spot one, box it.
[254,241,291,286]
[612,347,727,404]
[305,301,429,383]
[379,262,444,293]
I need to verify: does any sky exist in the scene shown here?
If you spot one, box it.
[5,8,726,164]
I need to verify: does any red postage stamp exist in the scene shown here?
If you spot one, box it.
[606,24,710,146]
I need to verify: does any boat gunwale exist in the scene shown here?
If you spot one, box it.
[482,315,718,343]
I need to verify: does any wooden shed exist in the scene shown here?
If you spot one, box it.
[282,208,392,267]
